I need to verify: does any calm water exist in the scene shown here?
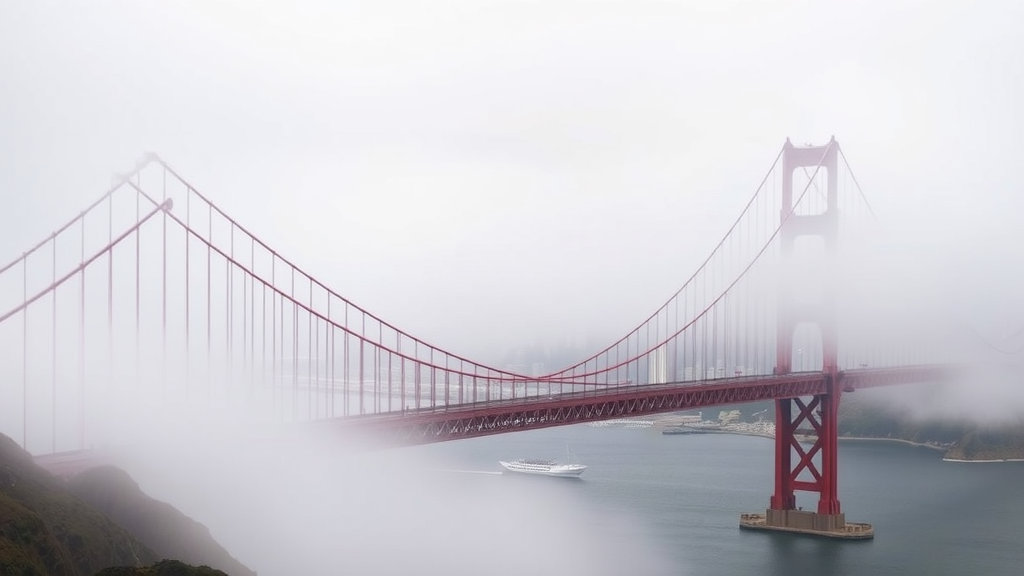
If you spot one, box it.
[406,425,1024,576]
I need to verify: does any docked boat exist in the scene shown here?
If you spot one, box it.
[499,458,587,477]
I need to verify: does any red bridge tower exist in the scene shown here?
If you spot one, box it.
[741,137,873,538]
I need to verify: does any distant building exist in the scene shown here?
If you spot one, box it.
[719,410,741,424]
[678,414,703,425]
[648,346,668,384]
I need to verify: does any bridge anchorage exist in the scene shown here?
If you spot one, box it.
[739,138,872,539]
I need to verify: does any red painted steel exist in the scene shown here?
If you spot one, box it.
[771,138,843,515]
[324,367,949,445]
[771,398,795,510]
[0,201,172,324]
[0,142,962,464]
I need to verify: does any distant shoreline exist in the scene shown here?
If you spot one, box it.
[657,420,1024,463]
[837,435,947,452]
[663,426,948,450]
[942,457,1024,463]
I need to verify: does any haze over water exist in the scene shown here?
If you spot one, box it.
[415,425,1024,576]
[116,420,1024,576]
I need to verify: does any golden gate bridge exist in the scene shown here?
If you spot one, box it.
[0,138,967,537]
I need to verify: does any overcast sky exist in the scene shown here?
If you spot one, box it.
[3,4,1023,572]
[2,0,1023,361]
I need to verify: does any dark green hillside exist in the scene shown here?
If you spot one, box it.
[944,427,1024,461]
[68,467,256,576]
[838,394,970,446]
[93,559,228,576]
[0,435,158,575]
[838,392,1024,459]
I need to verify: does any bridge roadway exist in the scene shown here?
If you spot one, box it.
[324,365,954,446]
[31,365,952,475]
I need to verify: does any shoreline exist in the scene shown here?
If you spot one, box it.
[653,419,1024,463]
[942,457,1024,463]
[664,426,949,450]
[840,436,1024,462]
[837,435,947,452]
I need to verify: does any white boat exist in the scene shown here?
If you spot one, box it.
[498,458,587,477]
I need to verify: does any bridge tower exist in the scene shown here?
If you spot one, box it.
[744,138,870,538]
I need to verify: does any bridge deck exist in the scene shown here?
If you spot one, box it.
[322,365,953,445]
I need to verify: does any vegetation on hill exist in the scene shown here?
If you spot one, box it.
[838,392,1024,459]
[0,433,255,576]
[93,559,228,576]
[943,428,1024,461]
[67,467,256,576]
[685,393,1024,461]
[838,395,970,446]
[0,434,158,575]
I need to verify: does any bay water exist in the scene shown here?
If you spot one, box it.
[406,424,1024,576]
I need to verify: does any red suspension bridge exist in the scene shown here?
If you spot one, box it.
[0,138,968,537]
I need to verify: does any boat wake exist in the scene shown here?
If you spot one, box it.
[431,469,504,475]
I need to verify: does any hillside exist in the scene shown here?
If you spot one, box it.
[0,434,159,575]
[942,428,1024,461]
[838,393,1024,460]
[94,559,228,576]
[67,467,256,576]
[0,433,255,576]
[67,463,256,573]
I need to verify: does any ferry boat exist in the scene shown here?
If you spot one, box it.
[499,459,587,477]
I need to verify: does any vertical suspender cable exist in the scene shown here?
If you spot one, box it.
[291,268,297,420]
[344,303,349,417]
[378,322,384,412]
[185,189,190,401]
[359,313,365,414]
[108,194,114,413]
[79,217,86,450]
[226,257,231,400]
[266,253,270,401]
[251,240,255,395]
[280,264,286,421]
[242,249,248,394]
[22,259,28,449]
[330,307,336,418]
[51,236,57,453]
[272,256,277,418]
[207,206,212,404]
[308,280,313,419]
[162,168,167,401]
[315,295,321,419]
[135,175,140,391]
[228,224,234,396]
[262,251,267,410]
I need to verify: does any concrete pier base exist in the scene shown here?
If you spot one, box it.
[739,510,874,540]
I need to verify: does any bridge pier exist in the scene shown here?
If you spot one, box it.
[740,375,873,539]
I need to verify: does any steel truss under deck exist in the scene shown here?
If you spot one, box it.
[326,365,953,445]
